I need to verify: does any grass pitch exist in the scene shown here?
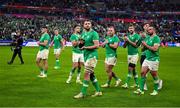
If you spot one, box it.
[0,46,180,107]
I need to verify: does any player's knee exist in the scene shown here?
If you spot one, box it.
[108,72,112,76]
[141,71,146,77]
[73,63,78,68]
[129,63,136,68]
[151,71,157,77]
[105,68,109,73]
[36,59,40,64]
[77,64,81,68]
[43,59,48,64]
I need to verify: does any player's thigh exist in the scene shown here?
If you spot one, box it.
[141,66,149,77]
[105,63,114,73]
[141,60,150,76]
[73,62,79,68]
[36,51,41,62]
[78,61,84,67]
[36,58,41,64]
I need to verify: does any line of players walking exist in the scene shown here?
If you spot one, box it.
[36,20,163,99]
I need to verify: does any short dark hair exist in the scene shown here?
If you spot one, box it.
[42,26,48,29]
[128,24,135,28]
[54,28,59,31]
[84,19,92,23]
[73,24,81,29]
[107,25,116,31]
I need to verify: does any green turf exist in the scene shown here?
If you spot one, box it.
[0,46,180,107]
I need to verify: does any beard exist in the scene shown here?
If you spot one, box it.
[129,31,134,34]
[84,27,90,31]
[148,32,153,36]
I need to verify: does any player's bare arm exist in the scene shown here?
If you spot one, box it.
[142,41,159,52]
[81,40,99,50]
[109,42,119,49]
[38,40,48,46]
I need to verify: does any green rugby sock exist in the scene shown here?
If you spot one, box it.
[153,77,159,91]
[81,80,89,95]
[44,70,47,75]
[140,77,146,91]
[56,60,60,66]
[133,70,139,85]
[126,70,132,85]
[91,76,101,92]
[107,80,111,85]
[39,67,43,73]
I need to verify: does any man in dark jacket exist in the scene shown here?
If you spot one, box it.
[8,31,24,64]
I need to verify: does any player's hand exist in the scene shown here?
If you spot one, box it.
[101,43,105,47]
[101,40,107,47]
[140,32,145,38]
[50,42,53,47]
[37,41,40,45]
[141,41,147,46]
[124,36,128,42]
[80,46,86,50]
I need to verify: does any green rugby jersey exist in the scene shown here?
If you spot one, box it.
[145,35,160,61]
[70,33,83,54]
[127,33,140,55]
[39,33,50,51]
[81,29,99,61]
[53,34,63,49]
[105,35,120,58]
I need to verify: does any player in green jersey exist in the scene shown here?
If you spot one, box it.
[138,23,163,91]
[36,26,51,78]
[101,26,121,88]
[122,25,140,89]
[50,29,64,69]
[74,20,102,99]
[138,23,151,90]
[134,26,161,96]
[66,25,84,84]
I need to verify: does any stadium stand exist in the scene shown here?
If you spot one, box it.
[0,0,179,43]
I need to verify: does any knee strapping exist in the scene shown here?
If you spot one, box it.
[129,63,136,68]
[85,66,94,73]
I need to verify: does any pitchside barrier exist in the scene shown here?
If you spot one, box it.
[0,40,180,47]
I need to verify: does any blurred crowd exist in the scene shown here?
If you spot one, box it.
[0,0,179,42]
[0,15,178,43]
